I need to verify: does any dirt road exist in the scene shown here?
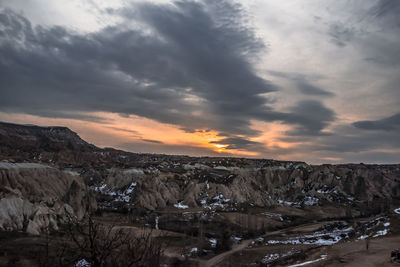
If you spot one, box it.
[199,239,252,267]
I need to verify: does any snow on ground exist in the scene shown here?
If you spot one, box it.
[288,254,327,267]
[75,259,90,267]
[303,196,319,206]
[205,180,210,190]
[261,253,280,264]
[358,235,369,240]
[266,226,353,246]
[94,181,136,203]
[277,199,301,207]
[200,194,231,210]
[373,229,388,238]
[277,196,319,207]
[174,202,189,209]
[316,185,331,194]
[261,250,297,265]
[394,208,400,214]
[209,238,217,248]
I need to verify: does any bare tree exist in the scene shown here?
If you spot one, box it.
[38,213,163,267]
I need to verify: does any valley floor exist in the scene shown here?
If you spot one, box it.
[1,211,399,266]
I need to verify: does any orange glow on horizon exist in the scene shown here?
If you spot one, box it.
[0,112,265,157]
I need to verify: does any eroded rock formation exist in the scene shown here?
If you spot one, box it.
[0,162,96,234]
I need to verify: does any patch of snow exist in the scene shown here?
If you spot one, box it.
[394,208,400,214]
[303,196,319,206]
[336,176,341,180]
[75,259,90,267]
[261,250,297,265]
[174,202,189,209]
[277,199,301,207]
[190,247,198,253]
[358,235,369,240]
[317,187,330,194]
[94,181,136,203]
[261,253,280,264]
[373,229,388,237]
[384,222,390,227]
[125,182,137,194]
[267,226,353,246]
[288,254,327,267]
[209,238,217,248]
[94,183,116,196]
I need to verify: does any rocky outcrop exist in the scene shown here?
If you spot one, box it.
[0,162,96,234]
[93,162,400,212]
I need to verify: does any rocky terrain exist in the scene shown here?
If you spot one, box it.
[0,162,96,235]
[0,121,399,266]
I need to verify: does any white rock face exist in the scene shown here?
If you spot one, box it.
[0,162,95,234]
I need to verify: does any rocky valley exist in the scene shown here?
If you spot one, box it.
[0,121,400,266]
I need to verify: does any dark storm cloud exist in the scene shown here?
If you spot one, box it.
[360,0,400,67]
[369,0,400,26]
[210,136,264,150]
[0,1,337,151]
[353,112,400,131]
[285,100,335,136]
[296,81,334,97]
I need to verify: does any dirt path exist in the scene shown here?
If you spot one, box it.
[200,239,252,267]
[322,235,400,267]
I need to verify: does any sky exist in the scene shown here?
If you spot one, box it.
[0,0,399,164]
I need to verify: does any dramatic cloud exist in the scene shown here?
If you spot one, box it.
[0,2,337,148]
[210,136,264,150]
[0,2,274,138]
[0,0,399,163]
[353,112,400,131]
